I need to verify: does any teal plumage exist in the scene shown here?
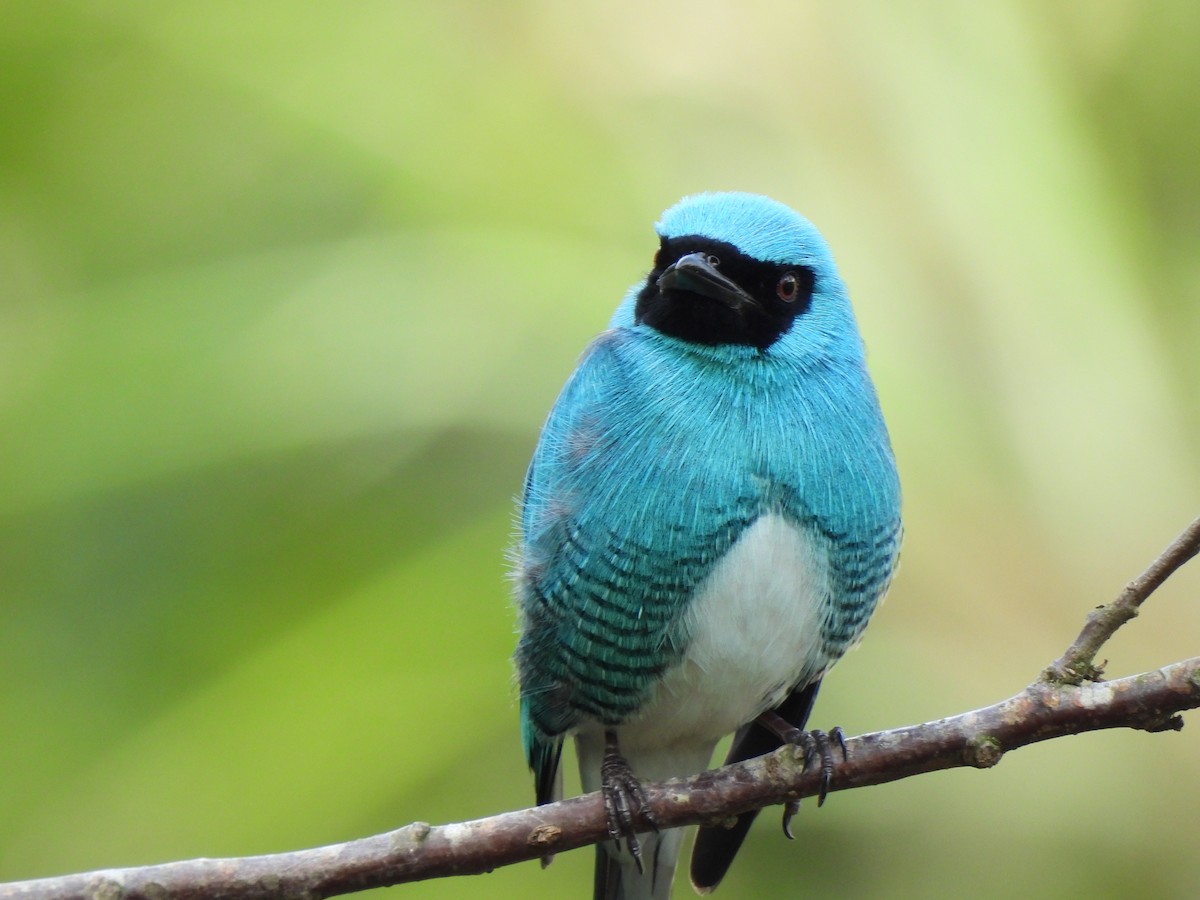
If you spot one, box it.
[513,193,901,898]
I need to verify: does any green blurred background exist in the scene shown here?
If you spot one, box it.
[2,2,1198,898]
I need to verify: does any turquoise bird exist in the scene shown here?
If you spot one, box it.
[513,192,901,899]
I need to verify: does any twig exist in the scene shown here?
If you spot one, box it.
[3,661,1197,900]
[1044,516,1200,684]
[2,516,1198,900]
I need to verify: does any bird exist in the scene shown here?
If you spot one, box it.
[512,192,902,899]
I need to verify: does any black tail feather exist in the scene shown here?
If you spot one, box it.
[689,679,823,893]
[594,834,679,900]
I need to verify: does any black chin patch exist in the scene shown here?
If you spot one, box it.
[634,235,814,350]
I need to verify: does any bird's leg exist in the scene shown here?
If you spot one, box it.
[600,728,658,873]
[755,710,849,838]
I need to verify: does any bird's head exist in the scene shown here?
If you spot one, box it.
[631,192,857,359]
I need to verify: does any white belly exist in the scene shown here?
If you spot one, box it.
[615,512,829,753]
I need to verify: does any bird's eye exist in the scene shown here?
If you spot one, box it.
[706,254,720,268]
[777,272,800,302]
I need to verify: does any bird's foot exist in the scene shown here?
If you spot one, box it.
[756,711,848,838]
[601,729,658,874]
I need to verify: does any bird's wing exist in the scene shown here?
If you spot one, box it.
[515,332,754,798]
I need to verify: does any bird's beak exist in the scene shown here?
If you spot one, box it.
[656,252,759,311]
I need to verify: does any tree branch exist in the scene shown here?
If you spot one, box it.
[1044,515,1200,684]
[3,518,1198,900]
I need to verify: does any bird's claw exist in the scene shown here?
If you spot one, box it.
[601,732,658,874]
[781,798,801,840]
[775,725,848,836]
[810,726,848,806]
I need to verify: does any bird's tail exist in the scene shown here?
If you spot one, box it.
[578,734,717,900]
[594,829,685,900]
[690,679,823,893]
